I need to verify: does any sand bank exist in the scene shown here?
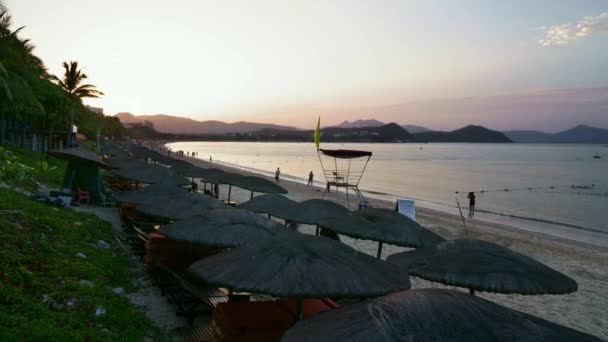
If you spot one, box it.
[149,141,608,339]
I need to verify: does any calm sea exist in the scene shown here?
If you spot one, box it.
[167,142,608,246]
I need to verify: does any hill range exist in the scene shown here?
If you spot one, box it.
[116,113,608,143]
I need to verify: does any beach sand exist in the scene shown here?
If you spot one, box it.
[150,142,608,339]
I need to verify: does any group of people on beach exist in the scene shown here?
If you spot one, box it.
[274,168,315,188]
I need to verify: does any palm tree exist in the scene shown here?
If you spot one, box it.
[53,61,103,100]
[52,61,103,145]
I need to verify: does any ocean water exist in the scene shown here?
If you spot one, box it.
[167,142,608,243]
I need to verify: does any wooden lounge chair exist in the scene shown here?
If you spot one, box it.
[76,188,90,205]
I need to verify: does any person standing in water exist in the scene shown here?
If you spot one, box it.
[307,171,314,187]
[467,192,476,217]
[275,167,281,182]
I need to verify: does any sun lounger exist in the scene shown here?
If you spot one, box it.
[210,298,339,341]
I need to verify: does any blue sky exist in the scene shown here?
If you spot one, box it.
[5,0,608,130]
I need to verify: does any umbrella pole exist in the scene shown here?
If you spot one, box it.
[250,190,254,200]
[377,242,383,259]
[228,185,232,202]
[296,298,303,321]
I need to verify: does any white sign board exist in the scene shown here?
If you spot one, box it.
[396,199,416,221]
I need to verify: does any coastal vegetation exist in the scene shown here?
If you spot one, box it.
[0,188,162,341]
[0,4,124,148]
[0,142,163,340]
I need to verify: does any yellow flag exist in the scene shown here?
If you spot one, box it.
[314,116,320,149]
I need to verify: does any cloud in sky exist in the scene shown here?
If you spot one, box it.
[538,12,608,46]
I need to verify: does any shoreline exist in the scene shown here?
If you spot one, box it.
[150,140,608,254]
[162,140,608,248]
[146,140,608,338]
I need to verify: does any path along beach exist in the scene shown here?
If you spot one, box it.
[148,141,608,339]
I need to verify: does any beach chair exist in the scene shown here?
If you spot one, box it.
[76,188,90,205]
[395,199,416,221]
[210,298,339,341]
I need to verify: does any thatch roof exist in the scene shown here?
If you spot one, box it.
[100,142,125,156]
[158,209,291,248]
[48,148,110,169]
[127,144,173,164]
[112,160,189,185]
[238,194,299,219]
[198,170,287,194]
[320,208,444,248]
[134,192,228,220]
[227,174,288,194]
[167,160,209,177]
[239,196,349,224]
[282,289,599,342]
[115,182,188,204]
[187,233,410,298]
[295,199,350,225]
[386,239,578,295]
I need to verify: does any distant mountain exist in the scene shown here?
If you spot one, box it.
[114,112,298,134]
[414,125,512,143]
[332,119,385,128]
[402,124,432,133]
[321,123,415,142]
[505,125,608,144]
[331,120,432,134]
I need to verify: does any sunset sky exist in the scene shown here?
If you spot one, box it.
[5,0,608,131]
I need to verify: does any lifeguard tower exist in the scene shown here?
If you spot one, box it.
[317,149,372,207]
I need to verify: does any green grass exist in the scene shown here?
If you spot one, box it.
[0,189,165,341]
[1,145,67,189]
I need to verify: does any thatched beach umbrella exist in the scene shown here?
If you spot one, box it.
[158,208,291,248]
[238,194,299,220]
[228,175,288,197]
[282,289,599,342]
[167,160,205,177]
[112,160,189,186]
[127,144,174,164]
[188,234,410,318]
[134,192,228,220]
[115,182,188,204]
[205,172,288,202]
[320,208,444,258]
[48,147,110,169]
[386,238,578,295]
[296,199,351,226]
[100,142,126,157]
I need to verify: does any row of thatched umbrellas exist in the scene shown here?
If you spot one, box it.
[50,143,597,340]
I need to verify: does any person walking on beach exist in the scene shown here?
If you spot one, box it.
[275,167,281,182]
[210,155,212,163]
[307,171,314,187]
[467,192,476,217]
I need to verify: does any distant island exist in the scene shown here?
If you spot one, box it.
[504,125,608,144]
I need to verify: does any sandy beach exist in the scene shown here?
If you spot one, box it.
[149,141,608,339]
